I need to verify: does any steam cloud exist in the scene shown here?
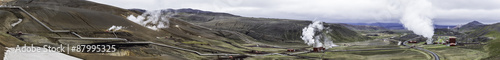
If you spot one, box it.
[396,0,435,44]
[127,10,176,30]
[107,25,124,31]
[301,21,338,49]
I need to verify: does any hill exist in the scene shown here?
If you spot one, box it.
[0,0,372,60]
[465,22,500,60]
[139,8,372,45]
[453,21,486,32]
[337,23,387,31]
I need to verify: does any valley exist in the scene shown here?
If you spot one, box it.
[0,0,498,60]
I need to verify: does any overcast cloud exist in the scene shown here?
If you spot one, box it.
[88,0,500,25]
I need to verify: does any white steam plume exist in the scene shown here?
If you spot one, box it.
[302,21,323,47]
[301,21,338,49]
[322,31,338,49]
[127,10,176,30]
[396,0,435,44]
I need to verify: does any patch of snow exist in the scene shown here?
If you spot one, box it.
[10,19,22,27]
[107,25,124,31]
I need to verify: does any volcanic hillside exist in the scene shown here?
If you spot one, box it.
[143,8,371,44]
[465,22,500,60]
[0,0,370,60]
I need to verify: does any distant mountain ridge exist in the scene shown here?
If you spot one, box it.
[128,8,371,44]
[453,21,485,32]
[129,8,458,30]
[128,8,240,17]
[337,23,387,31]
[346,22,456,30]
[455,21,484,28]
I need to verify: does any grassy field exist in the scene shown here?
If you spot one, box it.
[297,49,428,60]
[426,46,488,60]
[483,31,500,59]
[365,33,400,39]
[244,55,301,60]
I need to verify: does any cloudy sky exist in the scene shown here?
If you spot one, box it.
[88,0,500,25]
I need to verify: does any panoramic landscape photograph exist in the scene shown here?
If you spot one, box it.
[0,0,499,60]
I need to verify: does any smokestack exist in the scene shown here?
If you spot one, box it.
[397,41,402,45]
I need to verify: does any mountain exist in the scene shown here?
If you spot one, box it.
[0,0,371,60]
[466,21,484,26]
[346,23,456,30]
[453,21,486,32]
[337,23,387,31]
[466,22,500,60]
[130,8,371,44]
[170,8,241,17]
[0,0,188,60]
[128,8,240,17]
[347,23,405,30]
[434,25,455,29]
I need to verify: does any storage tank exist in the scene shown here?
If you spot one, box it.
[312,47,325,52]
[313,47,319,52]
[287,49,295,52]
[449,37,456,43]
